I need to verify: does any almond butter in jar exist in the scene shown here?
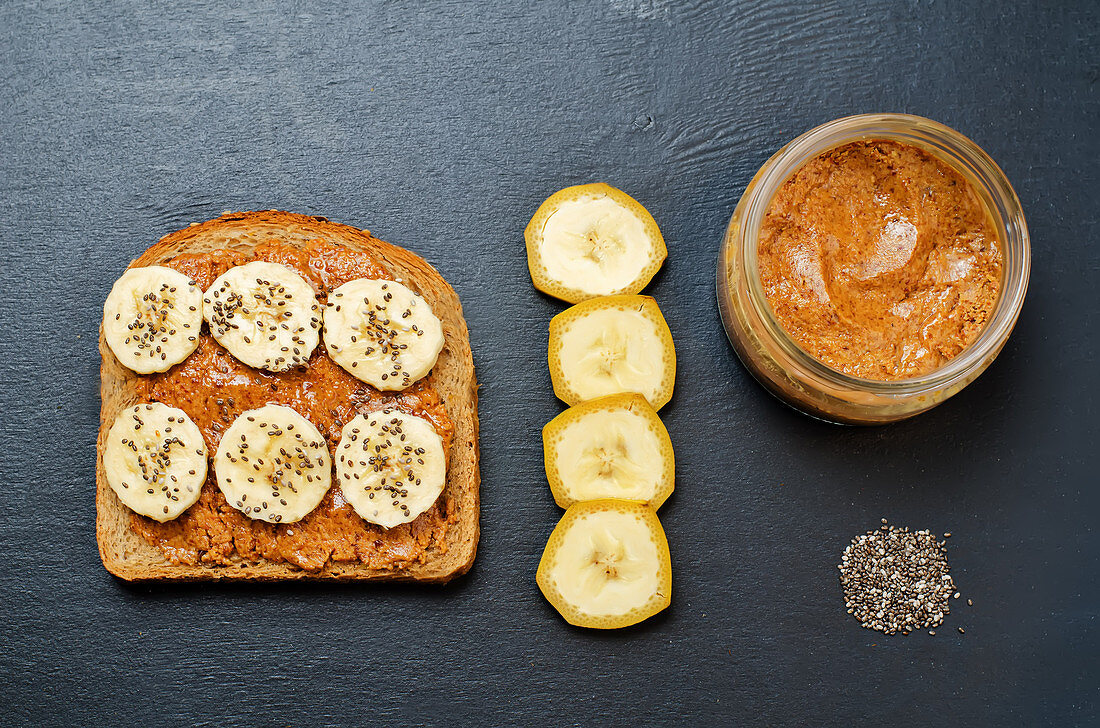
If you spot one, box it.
[717,114,1030,424]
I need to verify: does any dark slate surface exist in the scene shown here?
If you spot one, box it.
[1,1,1096,725]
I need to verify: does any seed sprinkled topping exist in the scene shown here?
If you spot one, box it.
[204,262,321,372]
[215,404,331,524]
[322,279,443,390]
[104,267,204,373]
[333,407,446,529]
[104,403,206,521]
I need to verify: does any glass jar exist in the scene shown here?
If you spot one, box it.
[716,114,1031,424]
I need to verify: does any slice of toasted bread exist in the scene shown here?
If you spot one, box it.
[97,210,479,582]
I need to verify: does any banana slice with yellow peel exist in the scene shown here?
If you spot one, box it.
[322,279,445,391]
[335,408,447,528]
[548,295,675,410]
[103,266,203,373]
[103,403,207,521]
[543,393,674,510]
[204,261,321,372]
[536,499,672,629]
[526,183,666,303]
[214,404,331,523]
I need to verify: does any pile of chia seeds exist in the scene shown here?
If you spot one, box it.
[838,519,960,636]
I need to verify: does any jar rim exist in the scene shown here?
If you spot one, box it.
[737,113,1031,395]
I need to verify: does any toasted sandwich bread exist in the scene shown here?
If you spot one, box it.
[97,210,479,582]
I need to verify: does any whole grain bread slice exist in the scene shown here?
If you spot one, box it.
[97,210,479,582]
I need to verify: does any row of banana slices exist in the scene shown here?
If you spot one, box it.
[525,183,677,630]
[103,402,446,529]
[104,260,444,391]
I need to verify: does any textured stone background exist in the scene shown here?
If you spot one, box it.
[1,1,1096,725]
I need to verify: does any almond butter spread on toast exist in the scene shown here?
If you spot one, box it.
[131,239,457,571]
[758,140,1003,380]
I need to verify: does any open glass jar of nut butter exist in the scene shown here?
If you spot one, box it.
[717,114,1030,424]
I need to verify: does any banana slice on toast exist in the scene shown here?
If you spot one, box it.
[103,266,203,373]
[526,183,666,303]
[323,279,444,391]
[548,295,675,410]
[335,409,447,529]
[537,499,672,629]
[204,261,321,372]
[103,403,207,521]
[543,393,674,509]
[214,404,331,523]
